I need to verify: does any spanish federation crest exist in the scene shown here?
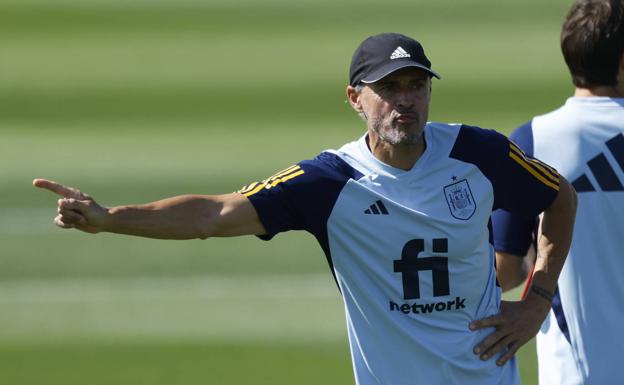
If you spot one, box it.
[444,179,476,220]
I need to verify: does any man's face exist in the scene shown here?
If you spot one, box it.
[350,68,432,146]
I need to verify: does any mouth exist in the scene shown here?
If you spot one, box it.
[394,112,418,124]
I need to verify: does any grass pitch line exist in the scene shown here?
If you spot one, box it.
[0,274,339,301]
[0,274,347,343]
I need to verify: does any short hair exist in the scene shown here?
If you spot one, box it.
[561,0,624,87]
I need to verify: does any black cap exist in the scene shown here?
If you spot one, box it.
[349,33,441,86]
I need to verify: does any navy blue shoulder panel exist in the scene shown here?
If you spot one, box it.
[243,151,363,264]
[491,121,540,255]
[244,152,363,281]
[449,125,508,197]
[449,124,558,219]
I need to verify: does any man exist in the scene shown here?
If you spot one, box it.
[492,1,624,384]
[34,33,576,385]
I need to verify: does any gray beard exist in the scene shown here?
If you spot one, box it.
[371,117,423,146]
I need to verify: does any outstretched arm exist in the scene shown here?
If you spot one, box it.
[33,178,267,239]
[470,176,577,366]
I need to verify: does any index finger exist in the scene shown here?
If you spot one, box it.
[469,314,502,331]
[32,178,86,199]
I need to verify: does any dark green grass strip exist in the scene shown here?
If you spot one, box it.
[0,80,569,128]
[0,2,570,36]
[0,340,353,385]
[0,339,538,385]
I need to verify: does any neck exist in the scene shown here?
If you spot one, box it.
[366,131,426,171]
[575,84,624,97]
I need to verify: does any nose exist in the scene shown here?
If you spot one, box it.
[394,88,415,110]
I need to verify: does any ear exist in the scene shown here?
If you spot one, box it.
[346,85,363,112]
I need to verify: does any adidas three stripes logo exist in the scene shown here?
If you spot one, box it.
[572,133,624,192]
[364,200,389,215]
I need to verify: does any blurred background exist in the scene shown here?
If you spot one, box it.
[1,0,572,384]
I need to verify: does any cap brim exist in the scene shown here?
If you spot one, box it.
[360,62,441,83]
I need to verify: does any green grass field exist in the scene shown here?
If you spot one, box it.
[1,0,573,383]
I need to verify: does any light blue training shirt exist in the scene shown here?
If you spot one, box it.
[242,122,559,385]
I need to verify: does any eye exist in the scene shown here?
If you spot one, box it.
[410,80,426,89]
[376,82,395,92]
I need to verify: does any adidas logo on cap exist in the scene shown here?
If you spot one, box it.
[348,33,441,85]
[390,46,411,60]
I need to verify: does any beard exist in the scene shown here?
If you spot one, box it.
[370,113,425,146]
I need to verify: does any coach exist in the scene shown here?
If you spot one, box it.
[35,33,577,385]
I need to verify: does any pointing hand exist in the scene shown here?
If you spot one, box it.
[33,178,108,233]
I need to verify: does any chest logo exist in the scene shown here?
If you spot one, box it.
[444,179,476,220]
[364,200,389,215]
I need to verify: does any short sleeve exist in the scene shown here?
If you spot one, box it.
[238,152,363,241]
[450,124,560,220]
[491,212,537,255]
[491,121,541,255]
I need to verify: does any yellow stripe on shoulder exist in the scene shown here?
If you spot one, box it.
[269,165,301,181]
[529,156,558,176]
[509,151,559,191]
[526,158,559,184]
[508,142,559,184]
[509,140,559,175]
[269,169,305,187]
[242,182,266,197]
[239,166,306,197]
[270,166,301,181]
[237,181,259,194]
